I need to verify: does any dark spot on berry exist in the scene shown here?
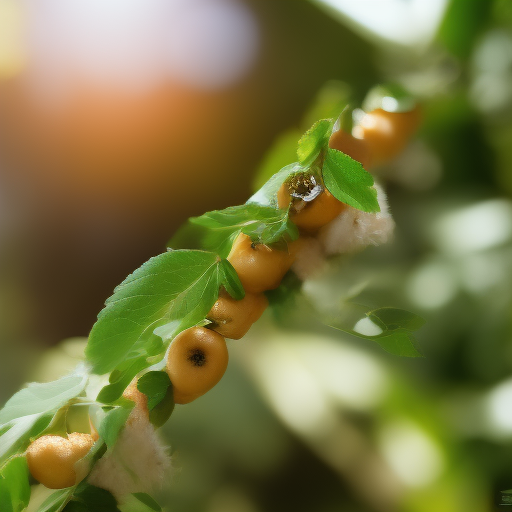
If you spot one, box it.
[188,349,207,367]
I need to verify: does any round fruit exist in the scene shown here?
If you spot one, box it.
[26,433,95,489]
[166,327,228,404]
[207,290,268,340]
[227,233,295,293]
[352,106,421,165]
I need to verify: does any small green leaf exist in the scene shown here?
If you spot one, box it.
[0,372,88,426]
[324,304,423,358]
[219,259,245,300]
[148,384,174,428]
[297,119,333,167]
[97,357,149,404]
[368,308,426,332]
[132,493,162,511]
[137,372,171,411]
[98,404,134,449]
[64,483,121,512]
[371,331,422,358]
[0,456,31,512]
[36,489,74,512]
[86,250,223,374]
[322,148,380,212]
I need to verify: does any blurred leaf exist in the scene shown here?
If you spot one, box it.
[131,493,162,511]
[369,307,426,331]
[297,119,334,167]
[0,456,30,512]
[302,80,351,127]
[63,483,120,512]
[219,259,245,300]
[36,489,73,512]
[325,304,423,357]
[322,148,379,212]
[86,250,223,374]
[0,414,51,464]
[0,371,88,464]
[438,0,492,59]
[0,372,87,426]
[137,372,171,411]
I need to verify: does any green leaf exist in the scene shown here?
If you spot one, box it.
[0,456,30,512]
[97,356,149,404]
[132,493,162,511]
[148,385,175,428]
[219,259,245,300]
[36,489,74,512]
[0,372,88,426]
[325,304,423,358]
[63,483,121,512]
[368,308,426,332]
[0,371,88,464]
[85,250,224,374]
[137,372,171,411]
[0,414,50,463]
[322,148,380,212]
[297,119,333,167]
[98,404,134,449]
[186,203,298,258]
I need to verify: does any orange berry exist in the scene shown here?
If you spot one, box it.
[352,106,421,166]
[227,233,295,293]
[166,327,228,404]
[26,433,94,489]
[207,290,268,340]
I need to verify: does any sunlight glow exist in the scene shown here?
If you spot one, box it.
[294,336,389,410]
[253,339,336,436]
[314,0,447,47]
[379,420,444,488]
[407,260,458,310]
[433,200,512,255]
[487,379,512,436]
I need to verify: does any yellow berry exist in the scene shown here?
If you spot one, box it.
[26,433,94,489]
[207,290,268,339]
[227,233,295,293]
[166,327,228,404]
[352,106,421,165]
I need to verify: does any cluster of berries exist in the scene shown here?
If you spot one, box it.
[24,98,420,492]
